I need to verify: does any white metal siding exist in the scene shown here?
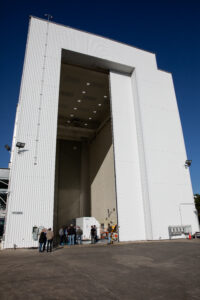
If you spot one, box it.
[136,70,199,238]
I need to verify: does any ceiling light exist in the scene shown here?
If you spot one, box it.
[77,99,82,103]
[86,82,90,86]
[104,95,107,98]
[84,123,88,126]
[73,107,78,110]
[70,114,74,117]
[93,111,97,114]
[98,103,102,106]
[89,117,92,120]
[82,91,86,94]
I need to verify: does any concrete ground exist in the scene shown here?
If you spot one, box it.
[0,240,200,300]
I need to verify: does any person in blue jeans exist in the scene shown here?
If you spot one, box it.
[64,227,68,245]
[107,224,112,244]
[68,224,75,245]
[76,226,83,244]
[59,227,64,245]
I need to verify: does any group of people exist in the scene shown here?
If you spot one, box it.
[38,223,118,252]
[59,224,83,246]
[59,224,99,245]
[38,228,54,252]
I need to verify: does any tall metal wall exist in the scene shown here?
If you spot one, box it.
[3,17,199,248]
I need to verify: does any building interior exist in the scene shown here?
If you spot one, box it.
[53,62,117,234]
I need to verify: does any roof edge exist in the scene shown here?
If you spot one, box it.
[29,15,156,57]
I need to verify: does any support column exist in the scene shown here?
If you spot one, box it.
[109,71,147,241]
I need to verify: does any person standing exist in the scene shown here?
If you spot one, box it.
[91,226,96,244]
[59,227,64,245]
[39,229,47,252]
[68,224,75,245]
[94,225,98,243]
[64,227,68,245]
[76,226,83,245]
[107,224,112,244]
[74,225,77,244]
[46,228,54,252]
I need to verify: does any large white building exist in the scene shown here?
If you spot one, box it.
[3,16,199,248]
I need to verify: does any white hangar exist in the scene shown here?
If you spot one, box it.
[3,16,199,248]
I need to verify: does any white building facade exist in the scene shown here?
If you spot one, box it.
[3,16,199,248]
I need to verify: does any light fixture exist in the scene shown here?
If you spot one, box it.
[98,103,102,106]
[77,99,82,103]
[89,117,92,120]
[104,95,107,98]
[86,82,90,86]
[16,142,25,149]
[93,110,97,114]
[82,91,86,94]
[67,120,71,124]
[84,123,88,126]
[185,160,192,168]
[70,114,74,117]
[73,107,78,110]
[4,144,11,152]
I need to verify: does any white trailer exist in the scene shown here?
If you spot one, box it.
[76,217,100,240]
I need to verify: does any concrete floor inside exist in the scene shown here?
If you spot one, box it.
[53,63,117,234]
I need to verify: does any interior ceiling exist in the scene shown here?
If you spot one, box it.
[57,63,110,141]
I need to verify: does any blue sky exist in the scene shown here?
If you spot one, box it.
[0,0,199,193]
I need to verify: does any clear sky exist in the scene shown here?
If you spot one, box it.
[0,0,199,193]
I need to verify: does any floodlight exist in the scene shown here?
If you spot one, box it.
[16,142,25,149]
[4,144,11,152]
[185,160,192,168]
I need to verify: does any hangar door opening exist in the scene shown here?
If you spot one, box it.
[53,63,117,236]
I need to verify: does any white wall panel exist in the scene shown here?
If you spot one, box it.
[4,18,60,248]
[136,71,199,238]
[110,72,146,241]
[46,20,157,78]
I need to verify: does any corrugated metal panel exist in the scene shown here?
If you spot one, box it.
[0,169,9,179]
[136,70,199,239]
[4,18,59,248]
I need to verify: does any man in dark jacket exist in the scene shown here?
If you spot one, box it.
[91,226,96,244]
[39,230,47,252]
[59,227,64,245]
[94,225,98,243]
[107,224,112,244]
[68,224,75,245]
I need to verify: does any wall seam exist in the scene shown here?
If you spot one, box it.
[131,70,153,240]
